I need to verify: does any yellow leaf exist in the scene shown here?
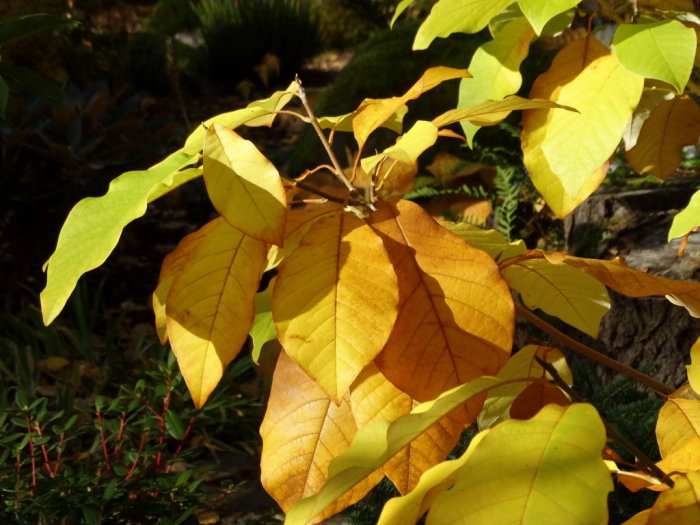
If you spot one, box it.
[426,152,491,186]
[501,257,611,337]
[353,67,469,150]
[478,345,571,429]
[350,364,464,495]
[627,96,700,181]
[361,120,439,175]
[522,37,644,217]
[687,338,700,395]
[518,0,579,35]
[153,227,208,344]
[165,218,267,408]
[656,436,700,478]
[204,124,287,245]
[433,95,574,128]
[428,404,612,525]
[458,16,535,145]
[38,356,71,373]
[317,105,407,135]
[273,211,399,402]
[509,382,570,420]
[623,473,700,525]
[377,431,491,525]
[261,353,382,521]
[657,398,700,457]
[438,222,527,261]
[368,200,513,411]
[623,88,673,151]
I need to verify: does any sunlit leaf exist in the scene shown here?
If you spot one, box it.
[261,353,382,521]
[623,472,700,525]
[613,20,697,93]
[501,258,611,337]
[427,404,612,525]
[687,338,700,395]
[413,0,513,50]
[368,200,513,411]
[273,211,399,402]
[478,345,572,429]
[438,222,527,261]
[656,397,700,457]
[361,120,439,174]
[317,106,407,135]
[433,95,574,128]
[669,190,700,241]
[626,96,700,181]
[522,37,644,217]
[204,124,287,245]
[165,218,267,407]
[458,16,535,145]
[353,67,469,150]
[41,151,201,326]
[250,277,276,364]
[285,376,533,524]
[350,364,464,494]
[517,0,579,35]
[391,0,417,27]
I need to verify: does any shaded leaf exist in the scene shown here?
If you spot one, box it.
[623,472,700,525]
[261,353,382,521]
[273,211,399,402]
[0,13,74,45]
[517,0,579,35]
[509,382,570,420]
[669,190,700,241]
[438,222,527,261]
[166,218,267,407]
[623,88,672,151]
[501,258,611,337]
[613,20,697,93]
[350,364,464,495]
[317,106,407,135]
[458,16,535,145]
[627,96,700,181]
[413,0,513,50]
[427,404,612,525]
[41,151,201,325]
[368,200,513,410]
[687,338,700,395]
[204,124,286,245]
[522,37,644,217]
[250,277,276,364]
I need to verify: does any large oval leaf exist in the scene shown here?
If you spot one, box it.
[517,0,579,35]
[203,124,287,245]
[656,397,700,457]
[369,200,513,408]
[273,211,399,402]
[260,352,382,521]
[165,217,267,407]
[623,472,700,525]
[522,36,644,217]
[669,189,700,241]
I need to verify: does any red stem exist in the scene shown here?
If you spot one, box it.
[124,432,148,481]
[111,412,126,458]
[166,416,197,474]
[155,381,172,472]
[24,416,37,489]
[53,434,65,476]
[33,422,54,477]
[96,409,111,472]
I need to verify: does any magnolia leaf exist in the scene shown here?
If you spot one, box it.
[623,88,672,151]
[413,0,513,50]
[353,67,469,150]
[203,124,286,245]
[377,431,491,525]
[433,95,575,128]
[317,105,407,135]
[153,226,209,343]
[350,364,464,495]
[655,436,700,480]
[637,0,695,10]
[458,16,535,145]
[478,345,572,429]
[509,382,570,420]
[184,84,294,152]
[427,404,612,525]
[165,218,267,408]
[285,375,532,524]
[261,352,382,521]
[251,277,276,364]
[537,251,700,317]
[627,96,700,181]
[517,0,579,35]
[368,200,513,411]
[391,0,417,27]
[687,338,700,395]
[501,258,611,337]
[613,20,697,93]
[656,398,700,457]
[273,211,399,402]
[438,222,527,261]
[522,36,644,218]
[623,473,700,525]
[41,151,201,326]
[361,120,439,174]
[669,190,700,241]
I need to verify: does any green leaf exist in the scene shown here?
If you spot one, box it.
[414,0,513,50]
[0,74,8,119]
[251,277,276,364]
[0,13,74,45]
[501,258,611,337]
[0,64,62,105]
[517,0,579,35]
[613,20,697,92]
[391,0,417,27]
[458,16,535,145]
[41,150,201,325]
[164,409,186,440]
[669,189,700,241]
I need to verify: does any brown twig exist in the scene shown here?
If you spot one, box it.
[516,304,674,396]
[534,355,675,489]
